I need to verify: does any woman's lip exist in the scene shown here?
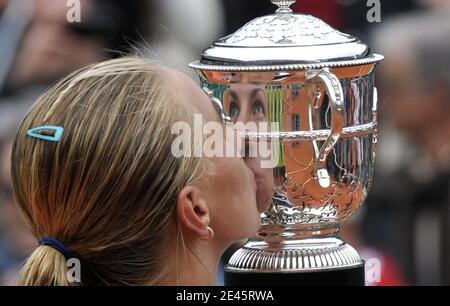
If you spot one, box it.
[253,172,265,186]
[254,175,263,183]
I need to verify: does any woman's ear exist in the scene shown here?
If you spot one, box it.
[177,186,210,238]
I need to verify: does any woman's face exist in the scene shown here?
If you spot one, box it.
[224,84,274,213]
[224,84,268,123]
[168,69,261,244]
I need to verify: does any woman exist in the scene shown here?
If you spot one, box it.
[10,57,261,285]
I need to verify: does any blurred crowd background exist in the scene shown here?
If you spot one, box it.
[0,0,449,286]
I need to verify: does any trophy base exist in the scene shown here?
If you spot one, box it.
[225,263,365,286]
[224,236,366,286]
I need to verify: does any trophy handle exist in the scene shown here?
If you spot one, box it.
[202,86,231,123]
[306,68,345,188]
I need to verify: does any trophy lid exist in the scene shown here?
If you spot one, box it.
[190,0,383,71]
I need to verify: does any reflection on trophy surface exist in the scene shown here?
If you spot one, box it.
[191,0,383,285]
[223,83,274,213]
[203,69,377,236]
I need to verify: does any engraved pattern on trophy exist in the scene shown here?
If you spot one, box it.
[190,56,385,72]
[261,73,376,227]
[217,0,354,47]
[222,14,350,47]
[229,239,363,270]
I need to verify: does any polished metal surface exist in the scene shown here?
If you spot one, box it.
[191,0,383,273]
[189,54,384,72]
[190,0,382,68]
[203,86,231,123]
[271,0,296,13]
[305,68,345,188]
[216,12,354,47]
[226,237,363,272]
[198,68,377,224]
[246,121,377,142]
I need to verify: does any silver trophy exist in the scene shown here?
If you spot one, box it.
[191,0,383,285]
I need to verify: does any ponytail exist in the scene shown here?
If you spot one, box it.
[18,246,71,286]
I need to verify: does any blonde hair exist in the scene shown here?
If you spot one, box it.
[10,57,207,285]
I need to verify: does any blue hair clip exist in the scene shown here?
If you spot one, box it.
[27,126,64,142]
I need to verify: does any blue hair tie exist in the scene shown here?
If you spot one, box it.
[27,126,64,142]
[39,237,72,259]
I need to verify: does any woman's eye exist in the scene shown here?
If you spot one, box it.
[229,101,240,119]
[253,100,265,115]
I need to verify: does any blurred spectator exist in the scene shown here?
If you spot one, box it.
[148,0,225,76]
[341,210,408,286]
[0,137,36,286]
[0,0,153,95]
[366,7,450,285]
[339,0,418,38]
[418,0,450,10]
